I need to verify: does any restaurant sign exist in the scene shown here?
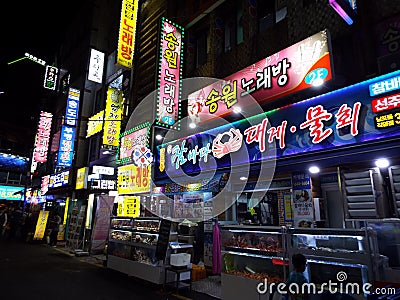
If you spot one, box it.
[188,30,333,125]
[156,70,400,179]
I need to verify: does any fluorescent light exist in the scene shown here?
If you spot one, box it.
[309,166,320,174]
[375,158,389,169]
[156,134,163,141]
[329,0,354,25]
[189,122,196,129]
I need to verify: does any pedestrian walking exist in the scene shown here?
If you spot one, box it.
[0,207,8,240]
[49,213,62,247]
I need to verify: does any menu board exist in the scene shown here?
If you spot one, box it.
[155,219,171,260]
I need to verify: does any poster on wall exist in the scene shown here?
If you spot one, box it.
[156,17,184,129]
[291,172,314,228]
[91,195,115,252]
[33,210,49,240]
[283,193,293,222]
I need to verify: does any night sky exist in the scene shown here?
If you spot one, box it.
[0,1,83,129]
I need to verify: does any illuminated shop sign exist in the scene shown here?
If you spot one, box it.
[56,125,76,167]
[76,167,89,190]
[0,185,23,201]
[33,111,53,163]
[103,88,124,147]
[41,175,50,195]
[43,65,58,90]
[88,48,105,83]
[86,110,104,137]
[369,74,400,97]
[49,171,70,189]
[117,122,150,164]
[329,0,357,25]
[65,87,80,126]
[89,179,117,190]
[156,70,400,178]
[188,30,333,125]
[116,0,139,69]
[117,164,150,194]
[92,166,115,175]
[156,17,184,129]
[371,92,400,113]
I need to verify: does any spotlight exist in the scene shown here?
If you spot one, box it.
[309,166,320,174]
[375,158,389,169]
[189,122,196,129]
[155,134,163,141]
[240,176,248,181]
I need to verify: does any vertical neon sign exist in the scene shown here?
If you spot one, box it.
[33,111,53,163]
[156,17,184,129]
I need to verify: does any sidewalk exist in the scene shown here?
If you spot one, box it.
[48,244,219,300]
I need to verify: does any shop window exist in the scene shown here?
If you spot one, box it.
[196,30,208,67]
[257,0,275,32]
[0,171,7,184]
[224,3,243,52]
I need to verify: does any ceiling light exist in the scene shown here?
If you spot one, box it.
[375,158,389,169]
[240,176,247,181]
[233,106,242,113]
[156,134,163,141]
[309,166,320,174]
[189,122,196,129]
[312,78,324,87]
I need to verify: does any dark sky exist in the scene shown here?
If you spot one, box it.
[0,1,83,129]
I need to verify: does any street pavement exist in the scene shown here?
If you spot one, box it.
[0,239,217,300]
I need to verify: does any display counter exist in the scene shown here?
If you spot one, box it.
[220,225,379,300]
[107,216,165,284]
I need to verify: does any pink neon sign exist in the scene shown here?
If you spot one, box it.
[156,18,184,129]
[34,111,53,163]
[188,30,333,125]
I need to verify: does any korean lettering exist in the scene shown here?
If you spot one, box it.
[124,0,135,20]
[382,27,400,53]
[206,89,221,113]
[121,19,134,60]
[164,32,178,69]
[369,76,400,96]
[244,118,268,152]
[335,102,361,136]
[134,167,149,188]
[372,93,400,113]
[187,145,199,164]
[198,143,211,163]
[221,81,238,108]
[256,66,272,90]
[164,69,176,84]
[171,141,188,169]
[240,78,255,96]
[300,105,333,144]
[267,120,287,149]
[273,58,291,86]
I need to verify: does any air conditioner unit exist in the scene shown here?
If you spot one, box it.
[378,52,400,74]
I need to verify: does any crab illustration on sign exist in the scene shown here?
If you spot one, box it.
[132,146,153,168]
[212,128,243,158]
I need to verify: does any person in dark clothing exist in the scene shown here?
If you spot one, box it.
[285,253,309,300]
[49,213,62,247]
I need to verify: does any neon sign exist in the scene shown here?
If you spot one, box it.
[156,70,400,178]
[156,17,184,129]
[188,30,333,125]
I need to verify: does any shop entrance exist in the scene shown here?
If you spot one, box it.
[322,186,344,228]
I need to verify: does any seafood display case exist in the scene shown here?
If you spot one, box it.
[287,227,376,300]
[220,225,288,300]
[107,217,167,284]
